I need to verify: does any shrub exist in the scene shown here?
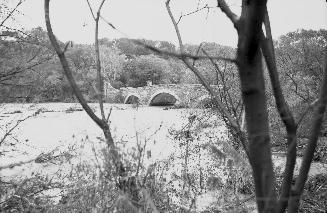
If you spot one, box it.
[114,91,125,103]
[299,174,327,213]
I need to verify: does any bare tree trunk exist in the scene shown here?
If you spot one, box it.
[88,0,107,120]
[166,1,277,210]
[44,0,122,174]
[235,1,277,212]
[260,9,298,212]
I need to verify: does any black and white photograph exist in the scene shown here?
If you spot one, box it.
[0,0,326,212]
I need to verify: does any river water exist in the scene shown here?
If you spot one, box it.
[1,103,326,177]
[1,103,232,210]
[0,103,227,176]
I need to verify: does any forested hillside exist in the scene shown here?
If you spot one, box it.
[1,27,325,106]
[0,27,237,102]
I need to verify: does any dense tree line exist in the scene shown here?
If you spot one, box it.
[269,30,327,142]
[0,27,236,102]
[0,27,325,104]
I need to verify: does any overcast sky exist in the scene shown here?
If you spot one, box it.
[9,0,327,47]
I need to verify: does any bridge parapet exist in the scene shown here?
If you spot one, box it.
[105,83,222,106]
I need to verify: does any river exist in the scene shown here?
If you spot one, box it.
[0,103,226,176]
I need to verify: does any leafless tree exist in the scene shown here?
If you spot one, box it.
[44,0,123,176]
[44,1,162,212]
[44,0,327,212]
[162,0,327,212]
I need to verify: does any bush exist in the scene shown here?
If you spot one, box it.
[196,98,218,109]
[65,106,83,113]
[299,174,327,213]
[114,91,125,103]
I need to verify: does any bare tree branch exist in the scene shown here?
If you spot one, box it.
[133,39,236,63]
[289,55,327,212]
[192,42,204,66]
[0,114,35,146]
[260,8,297,212]
[217,0,239,29]
[202,48,249,154]
[203,49,238,118]
[164,0,251,163]
[166,0,183,51]
[63,41,72,53]
[0,53,54,84]
[0,0,25,27]
[93,0,107,121]
[165,0,239,132]
[44,0,106,130]
[176,4,210,25]
[45,0,124,185]
[86,0,96,20]
[97,0,106,14]
[100,15,116,29]
[284,71,310,102]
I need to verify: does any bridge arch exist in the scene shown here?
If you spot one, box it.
[148,90,180,106]
[124,93,140,104]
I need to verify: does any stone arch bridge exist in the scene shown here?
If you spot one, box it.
[105,84,221,106]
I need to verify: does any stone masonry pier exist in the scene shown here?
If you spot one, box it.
[105,83,222,106]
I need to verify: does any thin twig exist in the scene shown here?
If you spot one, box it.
[106,107,113,123]
[176,4,210,25]
[63,41,72,53]
[165,0,239,133]
[93,0,107,121]
[133,40,236,63]
[100,15,116,29]
[86,0,96,20]
[0,113,36,146]
[192,42,205,66]
[0,0,25,27]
